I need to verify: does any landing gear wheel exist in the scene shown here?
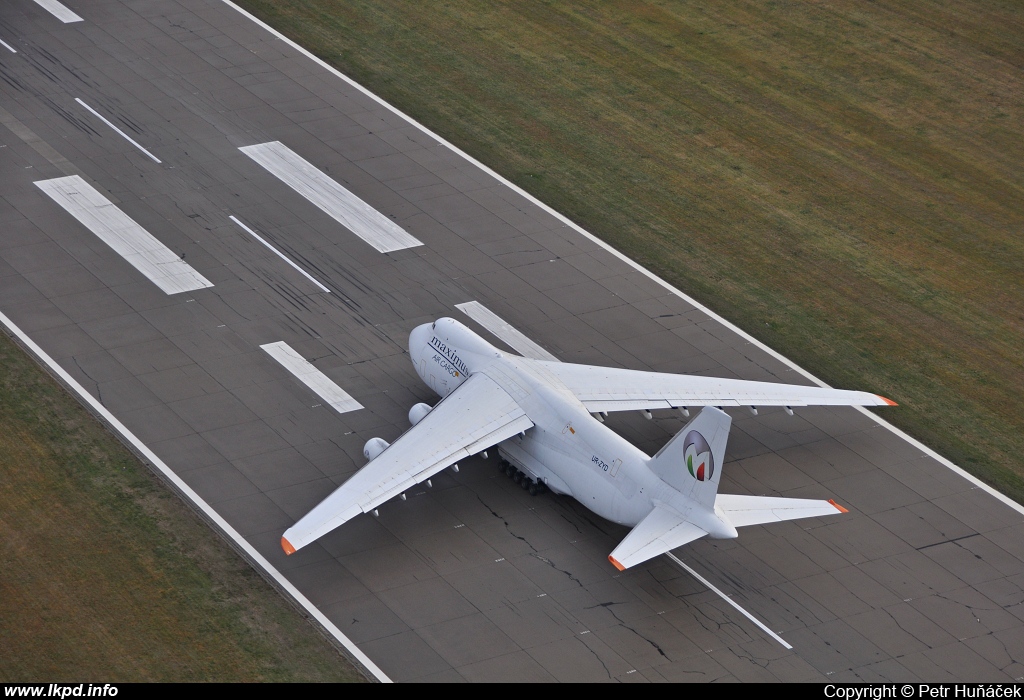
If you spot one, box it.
[512,470,523,484]
[528,482,539,496]
[521,478,531,490]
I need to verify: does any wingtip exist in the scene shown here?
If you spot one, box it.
[608,555,626,572]
[828,499,850,514]
[876,395,898,406]
[281,536,296,555]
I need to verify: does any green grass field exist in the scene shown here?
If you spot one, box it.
[0,332,364,681]
[235,0,1024,499]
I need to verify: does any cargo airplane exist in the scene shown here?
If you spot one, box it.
[281,317,895,570]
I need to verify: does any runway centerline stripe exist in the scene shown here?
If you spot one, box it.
[30,0,82,23]
[239,141,422,253]
[229,215,330,294]
[75,98,161,164]
[260,341,363,414]
[35,176,213,295]
[455,301,559,362]
[666,552,793,650]
[0,39,16,53]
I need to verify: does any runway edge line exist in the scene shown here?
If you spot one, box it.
[0,309,392,683]
[218,0,1024,518]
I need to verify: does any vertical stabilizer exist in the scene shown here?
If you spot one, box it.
[648,407,732,508]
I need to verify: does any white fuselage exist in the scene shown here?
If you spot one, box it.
[409,321,707,528]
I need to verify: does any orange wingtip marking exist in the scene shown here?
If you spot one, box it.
[608,555,626,572]
[877,395,898,406]
[828,499,849,514]
[281,537,296,555]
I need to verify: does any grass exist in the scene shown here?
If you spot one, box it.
[0,331,365,681]
[233,0,1024,500]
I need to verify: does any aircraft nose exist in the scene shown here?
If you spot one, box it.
[408,322,433,355]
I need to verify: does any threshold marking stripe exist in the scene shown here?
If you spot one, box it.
[0,39,16,53]
[76,99,161,164]
[260,341,363,414]
[455,301,559,362]
[229,215,330,293]
[666,552,792,650]
[239,141,422,253]
[0,309,388,684]
[31,0,82,23]
[35,176,213,295]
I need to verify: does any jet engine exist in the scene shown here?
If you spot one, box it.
[363,437,390,461]
[408,402,432,426]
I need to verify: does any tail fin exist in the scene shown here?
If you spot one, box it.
[648,406,731,508]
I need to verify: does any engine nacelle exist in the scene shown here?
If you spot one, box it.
[408,402,432,426]
[363,437,390,461]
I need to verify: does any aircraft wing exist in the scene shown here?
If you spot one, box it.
[715,494,848,528]
[282,372,534,553]
[608,504,708,570]
[534,360,895,413]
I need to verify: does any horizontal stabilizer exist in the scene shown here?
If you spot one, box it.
[715,494,847,528]
[608,504,707,571]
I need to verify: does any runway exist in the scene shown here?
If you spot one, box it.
[2,0,1023,682]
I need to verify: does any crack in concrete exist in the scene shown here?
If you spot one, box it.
[558,511,583,534]
[71,355,96,383]
[531,552,583,586]
[71,356,104,405]
[917,533,979,551]
[988,631,1021,672]
[765,591,823,628]
[591,601,669,659]
[476,493,537,553]
[882,606,935,650]
[576,635,612,678]
[934,591,1001,621]
[729,647,771,670]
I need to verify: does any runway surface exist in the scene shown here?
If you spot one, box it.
[2,0,1023,682]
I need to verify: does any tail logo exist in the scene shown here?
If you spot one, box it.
[683,430,714,482]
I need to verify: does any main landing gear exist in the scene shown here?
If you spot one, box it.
[500,459,546,496]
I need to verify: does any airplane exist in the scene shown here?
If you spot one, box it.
[281,317,896,570]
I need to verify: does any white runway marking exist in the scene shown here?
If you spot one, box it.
[0,39,17,53]
[35,176,213,295]
[31,0,82,23]
[76,99,161,164]
[0,310,390,683]
[455,301,560,362]
[239,141,422,253]
[666,552,792,650]
[260,341,363,413]
[229,215,330,293]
